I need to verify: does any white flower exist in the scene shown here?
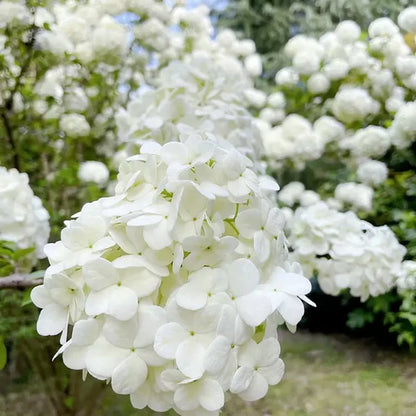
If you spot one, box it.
[0,167,50,266]
[267,92,286,109]
[307,73,330,94]
[340,126,391,159]
[356,160,388,186]
[334,182,374,211]
[275,68,299,86]
[323,59,350,80]
[33,133,312,415]
[78,161,110,187]
[244,54,262,77]
[293,51,321,75]
[60,113,90,137]
[313,116,345,143]
[230,338,284,401]
[398,7,416,32]
[277,182,305,207]
[396,261,416,291]
[368,18,399,38]
[286,202,406,300]
[332,87,380,124]
[335,21,361,43]
[389,102,416,149]
[244,88,267,108]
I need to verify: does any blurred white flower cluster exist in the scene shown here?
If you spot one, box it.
[117,53,264,168]
[0,167,50,266]
[260,7,416,173]
[281,198,406,301]
[32,133,313,415]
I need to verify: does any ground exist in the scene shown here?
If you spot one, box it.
[1,331,415,416]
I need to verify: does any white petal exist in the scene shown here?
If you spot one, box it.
[204,336,231,374]
[72,318,101,346]
[62,344,87,370]
[85,337,130,379]
[134,305,167,348]
[31,285,51,308]
[256,337,281,368]
[127,214,162,227]
[83,258,118,291]
[143,220,172,250]
[154,322,188,359]
[113,254,169,277]
[174,384,199,411]
[254,231,270,263]
[277,295,305,326]
[230,366,254,394]
[121,269,160,298]
[228,258,259,297]
[176,339,206,379]
[198,379,224,411]
[112,353,148,394]
[102,315,137,348]
[258,358,285,385]
[238,372,268,401]
[235,209,262,238]
[176,283,208,311]
[236,291,272,327]
[37,304,67,336]
[106,286,139,321]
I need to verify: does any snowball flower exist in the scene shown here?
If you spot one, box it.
[275,68,299,86]
[32,133,313,416]
[244,54,262,77]
[307,73,330,94]
[389,102,416,149]
[356,160,388,186]
[335,21,361,43]
[334,182,374,211]
[286,202,406,300]
[60,113,90,137]
[0,167,50,267]
[398,7,416,32]
[340,126,391,159]
[277,182,305,207]
[332,87,380,124]
[396,261,416,291]
[78,161,110,187]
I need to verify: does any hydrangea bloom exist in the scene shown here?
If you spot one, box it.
[32,133,313,415]
[285,201,406,301]
[78,161,110,187]
[0,167,50,267]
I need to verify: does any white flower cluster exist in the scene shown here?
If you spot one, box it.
[32,133,313,415]
[396,261,416,292]
[261,114,343,169]
[0,167,50,265]
[261,7,416,169]
[117,53,264,167]
[284,201,406,301]
[78,161,110,187]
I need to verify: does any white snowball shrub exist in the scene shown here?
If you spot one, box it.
[78,161,110,187]
[286,201,406,301]
[356,160,388,186]
[334,182,374,212]
[0,167,50,264]
[32,133,313,415]
[397,261,416,291]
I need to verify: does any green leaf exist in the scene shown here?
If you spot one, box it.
[0,264,14,277]
[12,246,35,261]
[0,338,7,370]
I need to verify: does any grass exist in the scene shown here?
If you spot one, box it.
[1,331,416,416]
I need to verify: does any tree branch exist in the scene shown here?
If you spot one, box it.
[1,112,20,170]
[0,274,43,289]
